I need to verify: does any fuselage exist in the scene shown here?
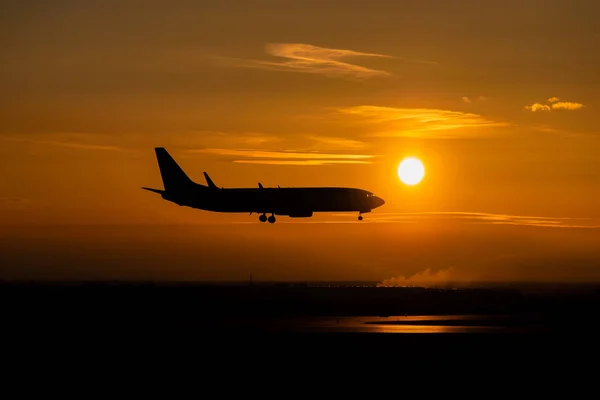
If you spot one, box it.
[162,184,384,217]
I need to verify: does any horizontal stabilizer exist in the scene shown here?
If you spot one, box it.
[204,172,217,188]
[142,187,165,194]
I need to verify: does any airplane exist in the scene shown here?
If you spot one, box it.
[142,147,385,223]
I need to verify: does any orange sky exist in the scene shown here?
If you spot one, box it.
[1,0,599,282]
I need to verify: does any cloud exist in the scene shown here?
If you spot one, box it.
[214,43,395,79]
[1,131,288,154]
[461,96,488,104]
[461,96,488,103]
[249,211,599,228]
[183,131,284,148]
[1,134,122,151]
[208,132,280,146]
[377,268,466,288]
[175,131,364,152]
[173,131,371,165]
[338,106,508,138]
[525,97,584,112]
[362,211,600,229]
[525,103,551,112]
[189,148,374,160]
[187,148,376,165]
[38,141,122,151]
[305,135,365,150]
[233,159,371,166]
[551,101,584,110]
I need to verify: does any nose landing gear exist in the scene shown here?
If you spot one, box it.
[358,212,363,221]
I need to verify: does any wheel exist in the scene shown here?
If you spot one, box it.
[358,215,363,221]
[259,214,267,222]
[267,215,276,224]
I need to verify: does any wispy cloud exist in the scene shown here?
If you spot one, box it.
[1,134,122,151]
[525,97,585,112]
[361,211,600,229]
[214,43,396,79]
[461,96,488,104]
[208,132,281,146]
[233,159,371,166]
[192,211,600,227]
[189,148,373,160]
[178,132,363,152]
[338,106,508,138]
[39,141,122,151]
[185,131,284,147]
[187,148,376,165]
[305,135,366,150]
[319,211,600,228]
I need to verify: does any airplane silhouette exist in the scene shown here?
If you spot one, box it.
[142,147,385,223]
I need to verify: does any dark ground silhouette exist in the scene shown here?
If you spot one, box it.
[3,280,597,379]
[3,281,600,360]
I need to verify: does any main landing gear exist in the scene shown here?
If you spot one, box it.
[258,213,276,223]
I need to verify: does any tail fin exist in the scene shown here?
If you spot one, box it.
[154,147,194,191]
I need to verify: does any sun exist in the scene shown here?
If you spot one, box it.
[397,157,425,185]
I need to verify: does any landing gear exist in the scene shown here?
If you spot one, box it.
[258,213,276,223]
[358,212,363,221]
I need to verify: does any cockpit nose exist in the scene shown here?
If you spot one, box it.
[371,195,385,208]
